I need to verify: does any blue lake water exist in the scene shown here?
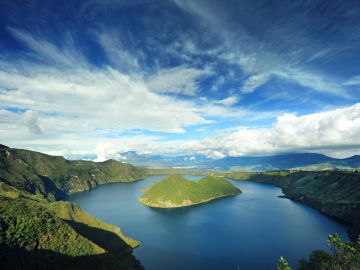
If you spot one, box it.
[69,175,349,270]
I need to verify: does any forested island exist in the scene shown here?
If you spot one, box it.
[139,174,241,208]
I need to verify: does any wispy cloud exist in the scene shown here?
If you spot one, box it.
[0,28,248,155]
[146,65,212,95]
[241,74,270,93]
[214,95,239,106]
[344,75,360,86]
[8,27,88,68]
[173,0,354,98]
[1,1,360,158]
[95,30,144,74]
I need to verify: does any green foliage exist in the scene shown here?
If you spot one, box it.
[140,175,241,208]
[0,146,147,200]
[277,256,292,270]
[227,170,360,240]
[0,184,142,269]
[0,146,145,268]
[298,234,360,270]
[0,197,103,255]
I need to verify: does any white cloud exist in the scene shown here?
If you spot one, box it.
[214,95,239,106]
[146,65,211,95]
[3,25,358,160]
[0,66,208,134]
[95,30,143,73]
[21,110,43,135]
[274,69,348,97]
[173,1,350,97]
[8,27,88,68]
[4,102,360,159]
[178,103,360,158]
[0,29,251,157]
[94,142,125,162]
[0,109,42,135]
[344,75,360,86]
[241,74,270,93]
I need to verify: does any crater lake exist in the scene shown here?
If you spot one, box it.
[69,175,349,269]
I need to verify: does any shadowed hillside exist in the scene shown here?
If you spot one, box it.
[0,182,142,269]
[0,145,144,269]
[0,145,147,200]
[226,170,360,240]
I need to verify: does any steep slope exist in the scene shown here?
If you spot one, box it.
[0,145,147,200]
[0,183,142,270]
[140,175,241,208]
[227,170,360,240]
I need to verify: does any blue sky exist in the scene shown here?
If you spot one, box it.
[0,0,360,160]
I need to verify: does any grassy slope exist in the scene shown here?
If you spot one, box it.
[0,145,144,269]
[140,175,241,208]
[0,145,147,200]
[0,182,142,270]
[226,170,360,240]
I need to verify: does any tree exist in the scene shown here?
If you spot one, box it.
[277,256,292,270]
[298,233,360,270]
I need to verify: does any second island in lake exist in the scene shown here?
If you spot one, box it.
[139,175,241,208]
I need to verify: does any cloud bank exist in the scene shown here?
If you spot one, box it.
[180,103,360,158]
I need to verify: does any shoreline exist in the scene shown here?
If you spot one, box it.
[139,190,241,209]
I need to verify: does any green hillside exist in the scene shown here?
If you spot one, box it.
[0,182,142,270]
[226,170,360,240]
[0,145,144,269]
[0,145,147,200]
[140,175,241,208]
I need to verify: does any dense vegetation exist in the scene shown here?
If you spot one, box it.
[140,175,241,208]
[0,182,142,269]
[0,144,147,200]
[0,145,144,269]
[226,170,360,240]
[2,145,360,269]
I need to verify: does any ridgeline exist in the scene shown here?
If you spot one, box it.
[0,144,147,200]
[225,170,360,240]
[0,145,145,269]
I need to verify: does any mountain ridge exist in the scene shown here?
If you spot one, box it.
[0,145,147,200]
[0,145,144,269]
[120,151,360,171]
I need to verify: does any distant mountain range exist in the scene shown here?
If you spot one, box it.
[120,151,360,171]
